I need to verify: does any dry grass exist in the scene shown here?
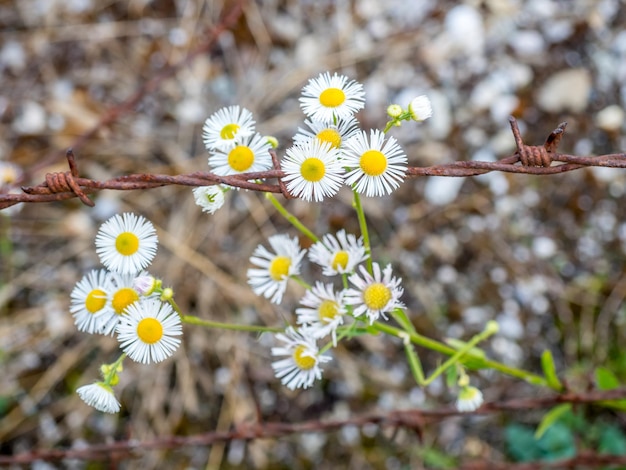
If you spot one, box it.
[2,0,626,468]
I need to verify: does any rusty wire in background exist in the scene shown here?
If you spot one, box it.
[2,117,626,211]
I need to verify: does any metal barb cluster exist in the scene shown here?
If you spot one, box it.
[510,116,567,168]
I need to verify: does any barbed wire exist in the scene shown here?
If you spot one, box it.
[2,117,626,211]
[1,387,625,465]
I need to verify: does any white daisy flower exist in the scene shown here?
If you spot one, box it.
[95,213,158,275]
[99,273,142,336]
[292,117,360,151]
[202,105,255,150]
[76,382,121,414]
[300,72,365,123]
[281,139,344,202]
[70,269,114,334]
[308,229,368,276]
[247,234,306,304]
[296,282,346,346]
[344,263,404,324]
[456,386,484,412]
[117,298,183,364]
[208,132,272,177]
[193,185,226,214]
[408,95,433,122]
[271,326,332,390]
[343,129,407,197]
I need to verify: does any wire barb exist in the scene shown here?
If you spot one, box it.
[22,150,94,207]
[509,116,565,167]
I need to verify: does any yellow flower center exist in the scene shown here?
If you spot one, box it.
[269,256,291,281]
[115,232,139,256]
[136,317,163,344]
[363,283,392,310]
[331,250,349,271]
[220,123,240,140]
[360,150,387,176]
[85,289,107,313]
[319,87,346,108]
[301,157,326,182]
[228,145,254,172]
[293,344,316,370]
[112,288,139,315]
[318,300,340,324]
[317,128,342,149]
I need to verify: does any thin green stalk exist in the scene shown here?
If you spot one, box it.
[266,193,319,243]
[422,325,496,385]
[352,190,373,273]
[182,315,284,334]
[372,322,548,386]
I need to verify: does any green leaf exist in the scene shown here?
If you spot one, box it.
[594,367,626,411]
[535,404,572,439]
[505,423,543,462]
[596,367,620,390]
[541,350,563,391]
[537,422,576,461]
[599,424,626,455]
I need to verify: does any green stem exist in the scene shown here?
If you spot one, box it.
[182,315,284,334]
[352,190,373,273]
[371,322,548,387]
[422,325,495,386]
[266,193,319,243]
[104,353,126,385]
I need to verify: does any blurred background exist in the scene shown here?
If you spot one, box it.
[2,0,626,468]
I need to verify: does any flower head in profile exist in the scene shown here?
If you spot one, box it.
[292,117,360,152]
[281,138,344,202]
[95,213,158,275]
[300,72,365,123]
[296,282,347,346]
[271,326,332,390]
[76,382,121,414]
[70,269,114,335]
[193,185,226,214]
[308,229,368,276]
[209,132,272,177]
[408,95,433,122]
[344,263,404,324]
[247,234,306,304]
[117,298,183,364]
[202,105,255,151]
[343,129,407,197]
[456,386,484,412]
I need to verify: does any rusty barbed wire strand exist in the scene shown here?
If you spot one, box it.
[2,118,626,211]
[1,387,625,465]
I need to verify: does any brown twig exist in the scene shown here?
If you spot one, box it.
[2,118,625,210]
[1,388,625,465]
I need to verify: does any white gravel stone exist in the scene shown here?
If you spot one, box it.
[536,68,592,112]
[595,105,624,131]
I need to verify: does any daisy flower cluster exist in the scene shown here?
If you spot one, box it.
[70,213,182,412]
[247,230,405,390]
[280,71,432,201]
[193,105,278,214]
[197,72,431,204]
